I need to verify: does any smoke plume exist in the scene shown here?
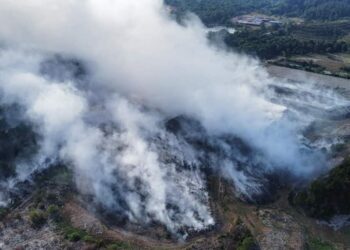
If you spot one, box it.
[0,0,348,236]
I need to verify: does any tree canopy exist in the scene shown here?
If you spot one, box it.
[165,0,350,25]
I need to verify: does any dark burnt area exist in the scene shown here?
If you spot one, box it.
[39,54,87,82]
[165,115,288,205]
[0,104,39,182]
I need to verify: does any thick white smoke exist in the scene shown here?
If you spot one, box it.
[0,50,214,234]
[0,0,347,236]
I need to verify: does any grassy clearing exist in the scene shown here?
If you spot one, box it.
[337,53,350,64]
[291,54,344,71]
[55,219,133,249]
[307,238,336,250]
[271,52,350,78]
[52,205,135,249]
[291,20,350,42]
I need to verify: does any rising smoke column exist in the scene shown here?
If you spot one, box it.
[0,0,345,235]
[0,50,215,234]
[0,0,292,169]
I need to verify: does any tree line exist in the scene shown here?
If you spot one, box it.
[222,28,348,59]
[165,0,350,25]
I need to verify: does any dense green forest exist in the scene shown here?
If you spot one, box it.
[165,0,350,25]
[166,0,269,25]
[291,157,350,219]
[221,27,348,59]
[166,0,350,75]
[272,0,350,21]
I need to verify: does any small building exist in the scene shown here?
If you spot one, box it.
[232,15,283,27]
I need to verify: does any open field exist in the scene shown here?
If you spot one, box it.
[292,53,349,71]
[267,65,350,91]
[291,20,350,42]
[268,53,350,79]
[338,53,350,64]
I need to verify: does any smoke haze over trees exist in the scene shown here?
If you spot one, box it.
[0,0,349,238]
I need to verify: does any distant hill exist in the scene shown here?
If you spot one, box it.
[272,0,350,21]
[165,0,350,25]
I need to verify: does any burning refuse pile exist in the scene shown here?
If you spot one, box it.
[0,0,349,238]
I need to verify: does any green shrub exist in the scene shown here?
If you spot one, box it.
[106,242,132,250]
[67,231,82,242]
[47,205,59,214]
[46,192,58,204]
[47,204,61,222]
[292,157,350,219]
[57,220,130,248]
[307,238,335,250]
[0,207,8,220]
[83,235,97,243]
[65,229,85,241]
[238,236,257,250]
[58,223,87,242]
[29,209,47,228]
[33,190,45,208]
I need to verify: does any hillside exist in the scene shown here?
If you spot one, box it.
[165,0,350,25]
[166,0,350,79]
[1,1,350,249]
[291,158,350,219]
